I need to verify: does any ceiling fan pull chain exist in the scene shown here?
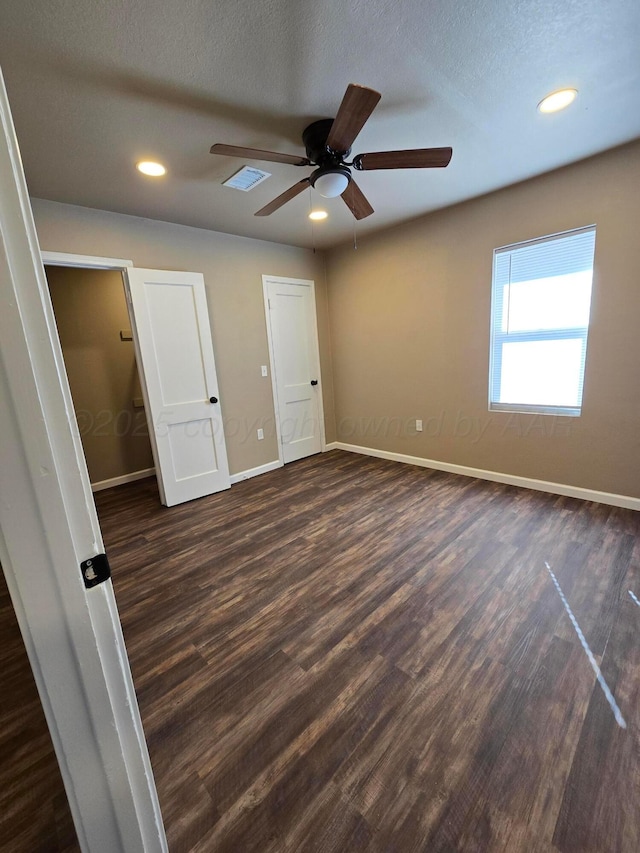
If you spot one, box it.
[353,217,358,250]
[309,186,316,254]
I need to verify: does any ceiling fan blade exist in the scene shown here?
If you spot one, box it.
[255,179,310,216]
[341,179,374,220]
[326,84,382,154]
[353,147,453,171]
[211,143,310,167]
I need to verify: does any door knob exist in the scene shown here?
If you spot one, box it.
[209,396,218,404]
[310,380,318,386]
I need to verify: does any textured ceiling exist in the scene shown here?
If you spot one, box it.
[1,0,640,249]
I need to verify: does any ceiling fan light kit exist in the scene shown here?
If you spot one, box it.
[309,166,351,198]
[210,83,453,220]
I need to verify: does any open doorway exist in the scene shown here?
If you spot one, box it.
[45,265,156,493]
[42,255,231,507]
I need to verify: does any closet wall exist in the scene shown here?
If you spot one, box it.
[47,265,154,485]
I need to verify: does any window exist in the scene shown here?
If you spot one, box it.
[489,226,596,417]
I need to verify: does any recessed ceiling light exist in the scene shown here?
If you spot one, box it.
[309,210,328,221]
[136,160,166,177]
[538,88,578,114]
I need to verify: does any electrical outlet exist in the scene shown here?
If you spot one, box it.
[261,365,268,377]
[257,428,264,440]
[416,419,423,432]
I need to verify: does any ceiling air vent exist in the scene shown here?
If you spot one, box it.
[223,166,271,191]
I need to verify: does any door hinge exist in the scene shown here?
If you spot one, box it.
[81,553,111,589]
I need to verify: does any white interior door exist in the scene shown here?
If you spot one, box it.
[264,277,323,464]
[0,67,166,851]
[126,269,230,506]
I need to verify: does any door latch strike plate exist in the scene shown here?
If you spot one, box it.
[81,553,111,589]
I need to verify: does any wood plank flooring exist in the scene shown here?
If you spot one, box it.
[0,568,79,852]
[2,449,638,851]
[91,450,640,852]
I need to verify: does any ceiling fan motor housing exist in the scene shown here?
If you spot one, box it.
[304,118,353,197]
[302,118,351,164]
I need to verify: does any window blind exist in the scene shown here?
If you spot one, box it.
[489,226,596,416]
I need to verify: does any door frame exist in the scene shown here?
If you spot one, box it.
[0,68,167,851]
[262,275,326,466]
[42,251,169,504]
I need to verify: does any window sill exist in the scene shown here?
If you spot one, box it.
[489,403,581,418]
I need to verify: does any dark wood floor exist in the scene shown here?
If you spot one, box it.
[0,568,79,852]
[3,450,639,851]
[92,450,640,852]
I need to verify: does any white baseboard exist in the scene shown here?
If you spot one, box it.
[327,442,640,512]
[91,467,155,492]
[230,459,282,485]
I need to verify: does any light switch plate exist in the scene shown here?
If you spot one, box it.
[261,365,268,377]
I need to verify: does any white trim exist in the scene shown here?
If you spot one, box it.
[262,275,327,465]
[329,442,640,511]
[42,250,133,269]
[307,278,328,453]
[229,459,283,484]
[91,468,156,493]
[262,279,285,465]
[40,253,166,504]
[119,268,166,505]
[0,68,167,851]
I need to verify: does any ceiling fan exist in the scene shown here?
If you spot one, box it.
[210,84,452,220]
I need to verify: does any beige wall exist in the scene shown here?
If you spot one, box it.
[326,140,640,498]
[46,266,154,484]
[33,200,336,476]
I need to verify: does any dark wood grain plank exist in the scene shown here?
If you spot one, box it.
[85,450,640,852]
[0,569,79,853]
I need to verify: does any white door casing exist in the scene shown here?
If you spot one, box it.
[126,268,231,506]
[263,276,325,464]
[0,67,167,852]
